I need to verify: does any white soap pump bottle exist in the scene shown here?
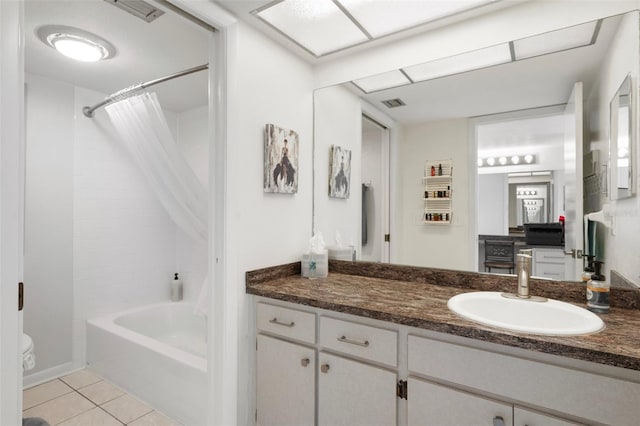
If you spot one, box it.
[171,272,183,302]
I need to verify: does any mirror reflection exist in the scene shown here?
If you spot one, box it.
[313,12,636,282]
[610,74,634,199]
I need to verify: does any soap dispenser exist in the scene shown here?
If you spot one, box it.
[171,273,183,302]
[581,255,595,283]
[586,261,609,313]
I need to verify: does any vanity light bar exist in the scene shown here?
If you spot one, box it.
[478,154,535,167]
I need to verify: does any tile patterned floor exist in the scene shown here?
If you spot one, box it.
[23,369,180,426]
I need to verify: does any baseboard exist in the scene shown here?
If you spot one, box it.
[22,362,77,389]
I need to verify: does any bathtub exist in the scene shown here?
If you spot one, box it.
[87,302,207,425]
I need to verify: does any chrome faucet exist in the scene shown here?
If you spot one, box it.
[516,252,532,298]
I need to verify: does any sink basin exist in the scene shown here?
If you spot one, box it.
[447,291,604,336]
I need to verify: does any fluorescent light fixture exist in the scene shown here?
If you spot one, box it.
[404,43,511,82]
[513,20,598,60]
[338,0,495,38]
[37,25,115,62]
[352,69,411,93]
[254,0,368,56]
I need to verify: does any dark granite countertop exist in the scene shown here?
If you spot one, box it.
[246,261,640,371]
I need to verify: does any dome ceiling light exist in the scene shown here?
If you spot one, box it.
[37,25,116,62]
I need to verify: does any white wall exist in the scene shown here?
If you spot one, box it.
[176,106,209,303]
[587,11,640,285]
[23,74,74,378]
[478,174,508,235]
[396,119,472,270]
[313,85,362,250]
[228,21,314,426]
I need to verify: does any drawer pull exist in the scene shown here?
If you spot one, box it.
[338,335,370,347]
[301,358,310,367]
[269,318,295,328]
[493,416,505,426]
[321,364,330,373]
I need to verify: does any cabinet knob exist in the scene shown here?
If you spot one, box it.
[300,358,310,367]
[320,364,330,373]
[493,416,505,426]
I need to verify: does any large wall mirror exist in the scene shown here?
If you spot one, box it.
[610,74,635,200]
[313,10,638,281]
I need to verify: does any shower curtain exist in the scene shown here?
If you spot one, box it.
[105,92,209,315]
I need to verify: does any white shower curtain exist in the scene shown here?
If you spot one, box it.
[105,92,209,315]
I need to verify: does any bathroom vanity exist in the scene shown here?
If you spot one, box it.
[247,261,640,426]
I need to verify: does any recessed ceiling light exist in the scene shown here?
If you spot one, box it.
[403,43,511,82]
[352,69,411,93]
[254,0,368,56]
[512,20,599,60]
[37,25,116,62]
[338,0,496,38]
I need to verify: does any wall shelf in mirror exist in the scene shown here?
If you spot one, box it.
[424,160,452,224]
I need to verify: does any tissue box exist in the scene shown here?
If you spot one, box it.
[327,246,354,261]
[301,250,328,278]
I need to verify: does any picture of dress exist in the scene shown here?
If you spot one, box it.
[264,124,299,194]
[329,145,351,199]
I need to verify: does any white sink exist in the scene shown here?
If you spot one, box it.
[447,291,604,336]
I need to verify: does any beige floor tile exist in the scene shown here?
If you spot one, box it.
[78,381,125,406]
[101,395,152,424]
[22,392,95,425]
[128,411,180,426]
[57,407,122,426]
[23,380,74,410]
[60,370,103,390]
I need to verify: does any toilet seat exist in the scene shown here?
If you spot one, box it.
[22,333,35,372]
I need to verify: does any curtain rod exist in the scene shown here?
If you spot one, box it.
[82,63,208,118]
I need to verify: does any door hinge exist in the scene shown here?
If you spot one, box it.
[384,234,390,242]
[397,379,407,400]
[18,282,24,311]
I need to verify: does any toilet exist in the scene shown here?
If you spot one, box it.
[22,333,35,372]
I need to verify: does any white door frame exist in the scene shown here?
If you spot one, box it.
[361,101,395,263]
[0,0,25,424]
[168,1,237,424]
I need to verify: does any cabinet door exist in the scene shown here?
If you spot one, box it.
[256,334,315,426]
[408,377,512,426]
[318,352,397,426]
[514,406,584,426]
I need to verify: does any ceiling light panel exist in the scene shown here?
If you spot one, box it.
[255,0,368,56]
[352,69,411,93]
[513,20,598,60]
[403,43,511,82]
[338,0,495,38]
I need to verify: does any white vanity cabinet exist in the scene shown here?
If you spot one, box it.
[318,351,397,426]
[254,299,640,426]
[407,378,512,426]
[317,316,398,426]
[256,335,315,426]
[514,407,583,426]
[256,303,317,426]
[532,248,565,280]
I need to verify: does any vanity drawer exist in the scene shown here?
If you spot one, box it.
[534,262,565,280]
[319,316,397,366]
[257,303,316,344]
[534,248,565,263]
